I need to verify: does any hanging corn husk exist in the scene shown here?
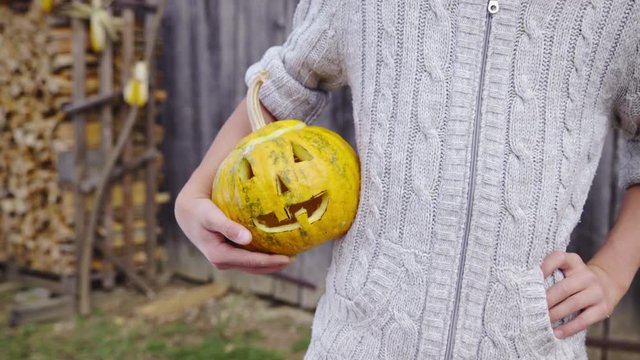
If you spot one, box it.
[60,0,122,53]
[123,61,149,107]
[39,0,54,13]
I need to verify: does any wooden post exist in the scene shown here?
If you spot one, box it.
[99,11,116,290]
[144,0,159,281]
[120,8,136,276]
[72,15,87,313]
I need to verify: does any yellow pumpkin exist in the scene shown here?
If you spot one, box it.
[212,71,360,256]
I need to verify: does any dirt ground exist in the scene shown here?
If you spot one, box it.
[0,280,314,360]
[1,280,639,359]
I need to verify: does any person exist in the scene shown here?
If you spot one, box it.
[175,0,640,358]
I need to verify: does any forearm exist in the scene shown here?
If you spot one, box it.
[186,98,275,197]
[589,185,640,301]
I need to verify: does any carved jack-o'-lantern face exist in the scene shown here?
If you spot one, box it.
[213,120,360,256]
[247,140,329,233]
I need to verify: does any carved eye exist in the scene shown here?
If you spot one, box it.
[239,158,254,180]
[292,143,313,162]
[276,175,290,195]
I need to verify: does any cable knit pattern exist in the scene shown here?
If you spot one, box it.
[617,40,640,189]
[245,1,640,359]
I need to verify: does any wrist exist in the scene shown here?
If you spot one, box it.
[587,261,628,310]
[183,165,216,198]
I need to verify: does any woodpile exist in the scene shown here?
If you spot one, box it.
[0,9,73,272]
[0,4,167,277]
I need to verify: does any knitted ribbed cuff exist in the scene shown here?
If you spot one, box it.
[519,267,557,356]
[620,139,640,190]
[245,47,329,124]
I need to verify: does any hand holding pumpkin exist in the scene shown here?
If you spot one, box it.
[175,189,291,273]
[175,97,291,274]
[212,70,360,256]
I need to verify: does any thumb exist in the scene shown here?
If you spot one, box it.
[199,201,252,245]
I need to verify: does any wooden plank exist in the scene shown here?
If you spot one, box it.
[99,11,116,290]
[71,16,87,300]
[160,1,216,281]
[16,273,70,295]
[144,0,159,281]
[234,1,247,102]
[216,0,238,120]
[136,283,227,321]
[210,269,274,297]
[192,0,215,155]
[9,296,74,327]
[272,274,300,305]
[120,8,136,275]
[249,273,275,296]
[300,287,324,310]
[0,282,21,294]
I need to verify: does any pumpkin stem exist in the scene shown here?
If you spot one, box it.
[247,69,270,131]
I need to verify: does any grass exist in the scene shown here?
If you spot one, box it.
[0,311,287,360]
[290,327,311,354]
[0,287,313,360]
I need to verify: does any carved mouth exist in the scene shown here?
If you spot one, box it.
[253,192,329,233]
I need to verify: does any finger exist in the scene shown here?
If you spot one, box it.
[553,303,608,339]
[541,252,586,278]
[549,286,601,323]
[541,251,567,278]
[199,203,252,245]
[561,253,586,277]
[546,270,593,309]
[208,242,290,269]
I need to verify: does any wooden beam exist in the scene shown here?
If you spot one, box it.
[72,15,87,311]
[62,91,122,117]
[587,337,640,353]
[144,0,159,281]
[99,15,116,291]
[96,242,156,298]
[114,0,158,12]
[9,296,75,327]
[80,150,159,193]
[0,282,21,294]
[62,90,167,116]
[120,7,136,284]
[270,272,316,290]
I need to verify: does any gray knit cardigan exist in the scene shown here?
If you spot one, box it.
[245,0,640,359]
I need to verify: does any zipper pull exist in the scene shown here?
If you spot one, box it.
[488,0,499,14]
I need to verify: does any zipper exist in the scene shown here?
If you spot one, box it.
[443,1,497,359]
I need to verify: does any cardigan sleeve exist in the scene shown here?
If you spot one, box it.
[615,44,640,190]
[245,0,346,123]
[616,91,640,189]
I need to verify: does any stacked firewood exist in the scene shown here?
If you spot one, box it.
[0,5,167,275]
[0,9,74,272]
